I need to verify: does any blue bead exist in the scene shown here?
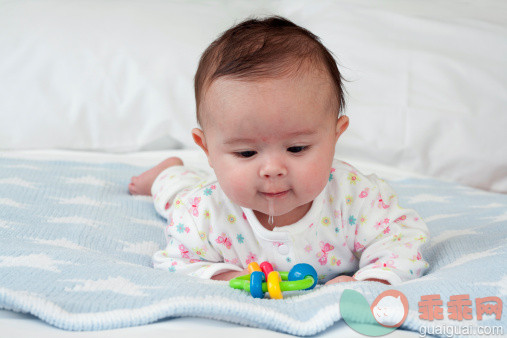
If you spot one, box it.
[250,271,265,298]
[288,263,318,290]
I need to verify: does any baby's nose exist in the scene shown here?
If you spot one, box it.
[259,161,287,178]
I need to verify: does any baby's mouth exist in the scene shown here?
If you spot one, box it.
[261,190,289,198]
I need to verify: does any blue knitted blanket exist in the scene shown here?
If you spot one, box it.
[0,158,505,336]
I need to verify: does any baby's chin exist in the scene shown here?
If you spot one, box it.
[253,200,300,216]
[247,206,286,217]
[244,202,292,218]
[229,192,314,220]
[255,200,313,220]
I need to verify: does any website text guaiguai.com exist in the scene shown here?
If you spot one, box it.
[419,324,503,337]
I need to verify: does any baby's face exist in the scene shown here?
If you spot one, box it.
[194,69,348,226]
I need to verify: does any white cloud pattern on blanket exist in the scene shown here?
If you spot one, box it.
[63,175,115,187]
[0,177,38,189]
[407,194,451,204]
[0,254,72,272]
[482,211,507,223]
[120,240,161,256]
[31,238,91,252]
[0,197,26,208]
[47,216,105,229]
[64,277,153,297]
[52,195,118,207]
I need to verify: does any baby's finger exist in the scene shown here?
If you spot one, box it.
[325,275,356,285]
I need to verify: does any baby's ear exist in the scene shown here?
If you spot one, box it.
[192,128,212,166]
[335,115,349,141]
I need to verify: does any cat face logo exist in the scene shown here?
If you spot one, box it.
[371,290,409,328]
[340,289,409,336]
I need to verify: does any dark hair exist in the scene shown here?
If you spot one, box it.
[194,16,346,126]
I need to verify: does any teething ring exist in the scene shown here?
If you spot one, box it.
[229,261,318,299]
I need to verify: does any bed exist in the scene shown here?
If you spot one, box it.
[1,1,506,337]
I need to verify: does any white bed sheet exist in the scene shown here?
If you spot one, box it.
[0,149,424,338]
[0,148,430,182]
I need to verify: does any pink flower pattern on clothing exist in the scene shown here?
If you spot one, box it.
[216,233,232,249]
[394,215,407,223]
[317,241,335,265]
[178,244,190,259]
[375,193,391,209]
[374,260,396,270]
[245,252,257,265]
[188,197,201,217]
[359,187,369,198]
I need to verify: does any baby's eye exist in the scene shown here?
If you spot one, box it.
[235,151,257,158]
[287,146,308,153]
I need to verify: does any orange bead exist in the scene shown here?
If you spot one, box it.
[247,262,261,273]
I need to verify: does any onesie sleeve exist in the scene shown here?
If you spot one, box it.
[151,165,204,220]
[343,173,430,284]
[152,196,243,279]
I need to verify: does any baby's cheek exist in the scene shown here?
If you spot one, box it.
[219,169,253,206]
[299,164,329,195]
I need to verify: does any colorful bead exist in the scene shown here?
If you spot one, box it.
[288,263,318,290]
[248,262,261,273]
[260,261,274,280]
[267,271,283,299]
[249,271,264,299]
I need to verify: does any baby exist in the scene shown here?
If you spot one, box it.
[129,16,429,285]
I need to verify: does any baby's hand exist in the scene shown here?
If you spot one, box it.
[324,275,357,285]
[211,267,250,281]
[324,276,390,285]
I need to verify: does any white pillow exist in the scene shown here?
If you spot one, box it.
[0,1,270,151]
[1,0,506,193]
[283,1,507,193]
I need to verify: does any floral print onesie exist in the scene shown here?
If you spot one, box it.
[151,159,429,284]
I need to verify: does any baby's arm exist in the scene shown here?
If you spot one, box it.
[153,201,244,279]
[340,175,430,285]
